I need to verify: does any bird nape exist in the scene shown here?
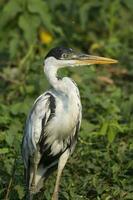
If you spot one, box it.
[22,46,118,200]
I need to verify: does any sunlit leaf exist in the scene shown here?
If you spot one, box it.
[0,148,9,154]
[99,121,108,136]
[14,185,25,199]
[107,126,116,143]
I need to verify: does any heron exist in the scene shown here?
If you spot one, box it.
[22,46,118,200]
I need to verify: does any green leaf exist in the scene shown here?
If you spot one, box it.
[10,102,29,115]
[99,121,108,136]
[107,126,116,143]
[0,115,10,125]
[18,13,40,44]
[0,148,9,154]
[79,1,101,30]
[81,119,97,138]
[5,131,15,147]
[4,158,14,175]
[0,0,22,28]
[15,185,25,199]
[27,0,53,31]
[123,0,133,10]
[111,121,123,133]
[9,37,19,58]
[79,2,91,30]
[25,85,35,94]
[0,132,5,141]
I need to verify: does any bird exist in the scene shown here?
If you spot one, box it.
[22,46,118,200]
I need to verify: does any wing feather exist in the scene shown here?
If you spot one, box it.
[21,90,81,192]
[22,92,54,168]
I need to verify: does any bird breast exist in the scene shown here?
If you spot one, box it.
[45,89,81,144]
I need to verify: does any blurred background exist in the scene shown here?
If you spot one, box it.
[0,0,133,199]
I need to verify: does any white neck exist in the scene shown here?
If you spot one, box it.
[44,57,67,92]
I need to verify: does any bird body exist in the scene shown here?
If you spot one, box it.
[22,47,118,200]
[22,82,81,193]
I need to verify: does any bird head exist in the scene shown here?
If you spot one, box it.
[44,46,118,69]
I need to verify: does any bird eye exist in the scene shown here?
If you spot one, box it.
[62,53,68,58]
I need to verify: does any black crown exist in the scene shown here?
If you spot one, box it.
[45,47,73,59]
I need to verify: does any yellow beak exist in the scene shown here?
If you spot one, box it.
[75,55,118,65]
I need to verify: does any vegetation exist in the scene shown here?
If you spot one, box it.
[0,0,133,199]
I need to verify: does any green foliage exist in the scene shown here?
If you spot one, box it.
[0,0,133,199]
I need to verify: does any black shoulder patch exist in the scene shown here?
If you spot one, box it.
[47,93,56,122]
[39,92,56,152]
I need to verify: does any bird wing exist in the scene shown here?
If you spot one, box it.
[22,91,81,191]
[22,91,55,169]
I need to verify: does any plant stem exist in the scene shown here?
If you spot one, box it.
[4,159,16,200]
[19,44,34,69]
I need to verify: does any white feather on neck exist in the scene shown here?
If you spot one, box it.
[44,57,70,93]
